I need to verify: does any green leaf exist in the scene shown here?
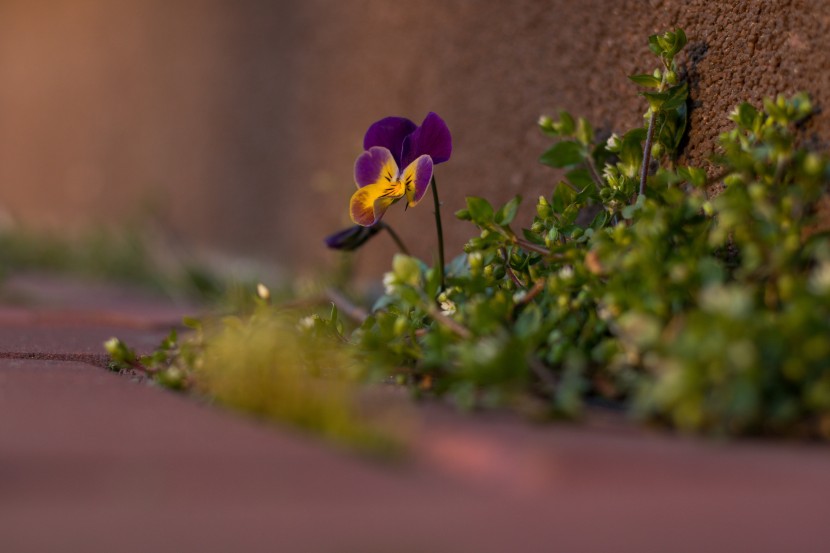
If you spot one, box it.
[392,254,422,287]
[556,111,575,135]
[182,316,202,330]
[642,90,668,111]
[619,128,646,172]
[590,210,609,230]
[445,253,470,278]
[678,166,707,188]
[465,196,495,224]
[576,118,594,146]
[648,34,664,55]
[576,182,599,203]
[629,74,662,88]
[160,329,177,350]
[661,82,688,110]
[552,182,577,214]
[425,266,442,300]
[647,29,687,59]
[655,102,688,155]
[672,28,687,56]
[515,304,542,340]
[522,228,545,245]
[455,208,472,221]
[495,195,522,226]
[540,141,584,168]
[730,102,758,129]
[671,102,688,150]
[565,168,595,190]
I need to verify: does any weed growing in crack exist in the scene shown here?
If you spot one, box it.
[109,29,830,441]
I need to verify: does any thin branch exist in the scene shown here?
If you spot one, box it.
[586,157,605,192]
[513,237,566,261]
[379,222,411,255]
[500,248,526,288]
[516,277,546,306]
[426,307,472,339]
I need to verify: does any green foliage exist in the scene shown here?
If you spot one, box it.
[108,292,409,457]
[108,28,830,442]
[0,226,167,289]
[345,34,830,439]
[0,225,239,303]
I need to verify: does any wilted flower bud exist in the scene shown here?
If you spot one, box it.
[324,224,382,251]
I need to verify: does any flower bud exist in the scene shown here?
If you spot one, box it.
[393,316,408,336]
[468,252,484,271]
[651,143,663,158]
[256,283,271,301]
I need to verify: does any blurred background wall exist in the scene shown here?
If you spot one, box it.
[0,0,827,278]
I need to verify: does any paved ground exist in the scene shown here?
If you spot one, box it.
[1,273,829,553]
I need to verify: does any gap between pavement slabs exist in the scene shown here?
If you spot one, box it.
[1,272,828,553]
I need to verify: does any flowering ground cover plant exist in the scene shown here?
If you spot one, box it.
[108,28,830,445]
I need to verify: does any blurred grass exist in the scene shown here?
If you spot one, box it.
[0,224,261,307]
[191,309,413,457]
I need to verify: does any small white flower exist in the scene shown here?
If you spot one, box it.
[382,272,397,295]
[558,266,574,280]
[809,262,830,295]
[297,316,316,331]
[256,283,270,300]
[440,300,457,316]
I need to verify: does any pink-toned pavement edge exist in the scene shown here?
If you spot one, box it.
[1,274,829,552]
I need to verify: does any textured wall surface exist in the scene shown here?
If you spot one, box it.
[0,1,827,277]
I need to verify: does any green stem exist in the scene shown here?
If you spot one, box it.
[430,176,446,290]
[379,222,411,255]
[639,108,657,197]
[586,157,605,192]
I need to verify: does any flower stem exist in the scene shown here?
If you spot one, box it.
[500,247,526,288]
[639,109,657,197]
[587,157,605,192]
[513,237,565,260]
[430,176,446,290]
[426,305,471,339]
[379,222,411,255]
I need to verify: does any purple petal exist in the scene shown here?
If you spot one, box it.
[401,112,452,167]
[354,147,398,188]
[403,155,434,207]
[324,224,381,251]
[363,116,417,167]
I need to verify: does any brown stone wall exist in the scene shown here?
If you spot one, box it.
[0,1,827,278]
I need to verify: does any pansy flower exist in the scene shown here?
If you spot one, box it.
[350,112,452,227]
